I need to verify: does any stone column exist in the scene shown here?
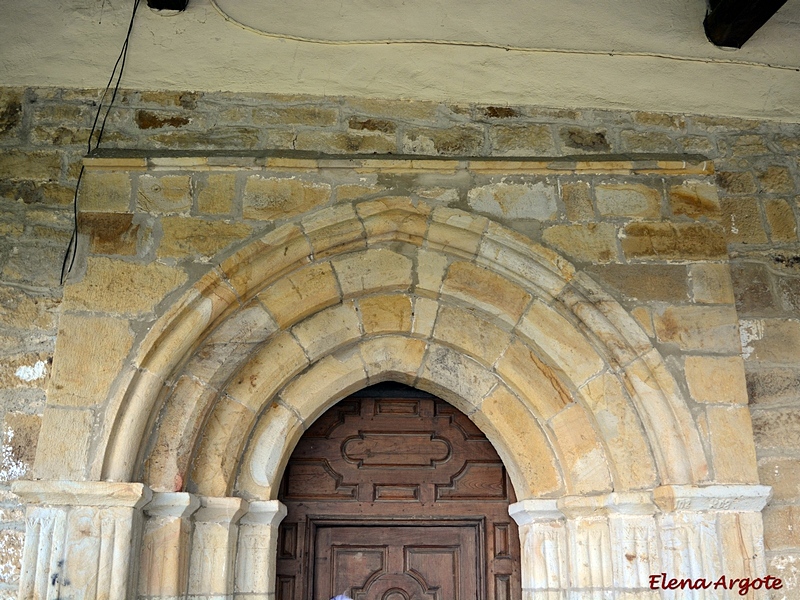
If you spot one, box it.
[188,496,248,599]
[12,480,152,600]
[139,492,200,598]
[509,499,567,600]
[654,484,773,598]
[234,500,287,599]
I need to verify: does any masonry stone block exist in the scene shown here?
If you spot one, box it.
[468,182,558,221]
[291,302,362,360]
[752,409,800,451]
[419,343,497,413]
[79,171,132,212]
[705,405,758,483]
[442,261,531,325]
[197,173,237,215]
[359,294,413,335]
[720,196,769,244]
[489,124,555,156]
[584,264,688,303]
[560,181,594,221]
[137,174,192,215]
[158,217,252,259]
[432,304,511,366]
[301,203,365,257]
[595,183,661,218]
[668,182,721,219]
[765,198,798,242]
[360,336,427,386]
[621,222,727,259]
[689,262,735,304]
[653,305,740,352]
[0,151,61,181]
[257,262,340,328]
[542,223,618,263]
[332,248,413,297]
[685,355,748,404]
[356,196,429,245]
[243,176,331,221]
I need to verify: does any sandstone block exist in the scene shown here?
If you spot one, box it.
[332,248,413,297]
[595,183,661,218]
[471,385,562,497]
[495,339,572,420]
[291,302,362,360]
[704,405,758,482]
[542,223,618,263]
[359,294,413,335]
[432,305,510,366]
[0,286,57,331]
[411,297,439,338]
[720,196,768,244]
[1,244,63,288]
[252,105,338,127]
[468,182,558,221]
[136,174,192,215]
[0,529,23,584]
[621,222,727,260]
[79,212,139,256]
[669,182,721,219]
[685,355,748,404]
[765,199,797,242]
[359,336,427,385]
[0,150,61,181]
[0,90,22,139]
[689,263,735,304]
[489,124,555,156]
[257,262,340,328]
[716,171,758,194]
[356,196,429,245]
[301,203,365,257]
[561,181,594,221]
[752,408,800,451]
[402,127,483,155]
[243,176,331,221]
[620,130,679,153]
[758,457,800,502]
[419,343,497,412]
[294,131,396,154]
[335,183,385,201]
[33,407,93,480]
[441,261,531,325]
[740,318,800,364]
[758,166,795,194]
[427,208,488,258]
[63,257,187,315]
[0,353,50,390]
[764,505,800,550]
[79,171,132,212]
[730,262,777,315]
[730,134,769,157]
[746,367,800,406]
[343,97,439,121]
[559,127,610,152]
[157,217,252,260]
[653,306,740,352]
[197,173,236,215]
[632,112,685,129]
[48,313,133,407]
[0,413,41,482]
[548,403,613,494]
[584,264,688,302]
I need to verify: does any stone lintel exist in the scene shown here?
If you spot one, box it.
[509,499,562,524]
[12,479,152,508]
[195,496,249,524]
[559,492,657,518]
[240,500,287,526]
[144,491,201,518]
[654,484,772,512]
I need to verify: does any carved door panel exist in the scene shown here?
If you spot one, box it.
[314,525,479,600]
[277,384,520,600]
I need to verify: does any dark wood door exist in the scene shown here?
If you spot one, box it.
[276,383,520,600]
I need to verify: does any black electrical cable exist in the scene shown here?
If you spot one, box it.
[61,0,142,284]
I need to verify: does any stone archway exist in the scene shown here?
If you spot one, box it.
[13,155,771,600]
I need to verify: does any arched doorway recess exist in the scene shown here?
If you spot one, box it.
[14,156,771,600]
[276,383,521,600]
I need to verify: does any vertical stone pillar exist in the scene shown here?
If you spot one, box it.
[188,496,248,598]
[139,492,200,598]
[509,499,567,600]
[234,500,287,599]
[12,480,152,600]
[654,484,772,597]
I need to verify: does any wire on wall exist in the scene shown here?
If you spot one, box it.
[61,0,142,285]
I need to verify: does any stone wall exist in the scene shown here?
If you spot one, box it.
[0,86,798,599]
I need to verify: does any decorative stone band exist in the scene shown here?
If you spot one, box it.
[509,485,772,595]
[12,480,152,600]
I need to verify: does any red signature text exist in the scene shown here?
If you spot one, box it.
[648,573,783,596]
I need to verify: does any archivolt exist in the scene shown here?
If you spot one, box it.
[98,198,708,497]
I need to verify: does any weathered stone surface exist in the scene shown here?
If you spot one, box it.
[427,207,487,258]
[33,407,93,480]
[1,244,64,288]
[758,166,794,194]
[752,409,800,450]
[489,124,555,155]
[669,182,721,219]
[621,222,726,259]
[291,302,361,359]
[294,131,395,154]
[468,182,558,221]
[730,262,778,315]
[48,314,133,407]
[620,130,679,153]
[441,261,531,325]
[360,336,426,385]
[559,127,609,152]
[704,405,758,482]
[561,181,594,221]
[0,413,40,482]
[355,293,411,336]
[0,353,50,390]
[689,263,735,304]
[764,505,800,550]
[765,199,797,242]
[332,249,413,297]
[158,217,252,260]
[79,212,139,255]
[471,385,562,497]
[335,183,385,201]
[595,183,661,218]
[135,110,191,130]
[633,112,685,129]
[257,262,340,328]
[654,305,739,352]
[356,196,429,245]
[548,403,612,494]
[758,457,800,502]
[0,150,61,181]
[411,297,439,337]
[419,343,497,412]
[685,356,748,404]
[0,529,23,584]
[716,171,758,194]
[585,264,688,302]
[79,171,132,212]
[0,90,22,139]
[542,223,618,263]
[197,173,236,215]
[0,286,57,331]
[63,257,187,315]
[730,134,769,157]
[243,176,331,221]
[747,367,800,406]
[402,127,483,155]
[432,305,510,366]
[302,203,365,257]
[739,318,800,364]
[136,175,192,215]
[252,105,338,127]
[720,196,768,244]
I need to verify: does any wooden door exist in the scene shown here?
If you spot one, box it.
[276,383,520,600]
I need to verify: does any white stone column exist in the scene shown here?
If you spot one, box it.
[188,496,248,599]
[139,492,200,598]
[654,485,773,599]
[509,499,567,600]
[234,500,287,599]
[13,480,152,600]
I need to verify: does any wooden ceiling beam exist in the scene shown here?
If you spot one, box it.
[704,0,789,48]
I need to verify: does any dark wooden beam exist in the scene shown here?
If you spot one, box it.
[146,0,189,11]
[704,0,789,48]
